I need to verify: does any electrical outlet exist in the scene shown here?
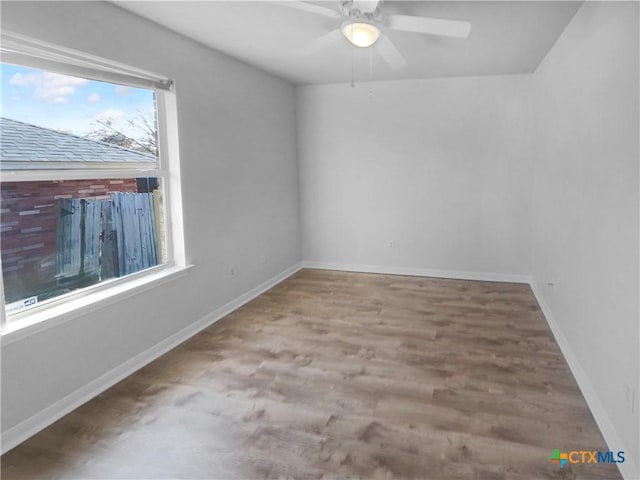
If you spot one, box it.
[230,266,236,278]
[625,384,636,414]
[388,240,396,249]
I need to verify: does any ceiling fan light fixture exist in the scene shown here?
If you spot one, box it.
[342,21,380,48]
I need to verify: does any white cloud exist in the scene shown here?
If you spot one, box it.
[114,85,132,96]
[9,71,88,104]
[9,72,39,86]
[87,93,101,104]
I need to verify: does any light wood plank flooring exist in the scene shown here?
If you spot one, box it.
[1,269,620,479]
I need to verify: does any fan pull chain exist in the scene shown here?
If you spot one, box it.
[369,48,374,100]
[350,45,355,88]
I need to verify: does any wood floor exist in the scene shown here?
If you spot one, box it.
[1,269,620,479]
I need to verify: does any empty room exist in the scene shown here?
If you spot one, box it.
[0,1,638,479]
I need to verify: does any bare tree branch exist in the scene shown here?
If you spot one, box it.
[86,112,158,157]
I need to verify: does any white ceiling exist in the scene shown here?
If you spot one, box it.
[114,1,582,85]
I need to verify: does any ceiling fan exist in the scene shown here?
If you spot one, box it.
[276,0,471,70]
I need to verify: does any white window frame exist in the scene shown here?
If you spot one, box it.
[0,32,188,341]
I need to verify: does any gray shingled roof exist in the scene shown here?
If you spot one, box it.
[0,117,156,163]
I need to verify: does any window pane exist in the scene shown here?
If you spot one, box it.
[1,63,158,169]
[1,178,166,315]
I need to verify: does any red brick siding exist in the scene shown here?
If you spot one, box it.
[0,178,138,302]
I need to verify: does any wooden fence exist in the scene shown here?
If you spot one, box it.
[56,192,159,287]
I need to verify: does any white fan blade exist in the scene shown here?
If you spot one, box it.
[296,29,344,56]
[385,14,471,39]
[273,1,341,19]
[375,35,408,70]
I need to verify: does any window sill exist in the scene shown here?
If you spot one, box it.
[1,264,193,346]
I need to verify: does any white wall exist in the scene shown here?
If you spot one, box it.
[297,75,533,277]
[531,2,639,476]
[1,1,300,434]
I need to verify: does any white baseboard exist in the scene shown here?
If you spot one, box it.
[529,279,639,480]
[0,261,303,455]
[301,261,530,284]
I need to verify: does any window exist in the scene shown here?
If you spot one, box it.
[0,33,185,331]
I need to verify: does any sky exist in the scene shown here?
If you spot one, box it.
[0,63,156,140]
